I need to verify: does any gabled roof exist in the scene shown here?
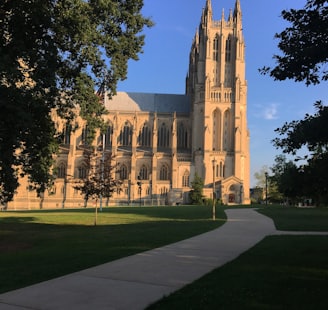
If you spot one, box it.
[104,92,190,114]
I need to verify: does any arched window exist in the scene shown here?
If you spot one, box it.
[177,123,189,149]
[63,124,71,145]
[213,35,219,61]
[159,165,169,180]
[225,36,232,62]
[57,163,66,179]
[81,125,89,145]
[120,121,132,146]
[213,109,222,151]
[78,165,88,179]
[139,165,148,180]
[120,164,128,180]
[158,123,170,148]
[105,124,113,148]
[182,170,190,187]
[139,123,151,147]
[160,187,168,196]
[223,110,231,151]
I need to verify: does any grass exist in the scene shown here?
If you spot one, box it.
[148,235,328,310]
[2,205,328,309]
[258,205,328,231]
[0,205,225,293]
[148,205,328,310]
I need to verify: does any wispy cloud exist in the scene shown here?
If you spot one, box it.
[252,103,279,120]
[263,103,278,120]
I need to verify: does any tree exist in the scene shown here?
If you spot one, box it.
[270,155,302,204]
[273,102,328,155]
[261,0,328,204]
[254,165,269,188]
[253,165,283,203]
[73,148,122,207]
[0,0,152,204]
[260,0,328,85]
[272,102,328,205]
[189,173,204,205]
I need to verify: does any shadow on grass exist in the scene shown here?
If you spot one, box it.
[0,206,226,293]
[147,235,328,310]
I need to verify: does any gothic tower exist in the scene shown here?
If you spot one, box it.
[186,0,250,204]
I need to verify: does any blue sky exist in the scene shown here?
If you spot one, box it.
[117,0,327,187]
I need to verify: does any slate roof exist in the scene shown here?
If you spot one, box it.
[104,92,191,114]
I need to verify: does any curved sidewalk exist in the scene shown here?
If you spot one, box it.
[0,209,277,310]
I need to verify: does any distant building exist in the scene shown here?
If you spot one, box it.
[8,0,250,209]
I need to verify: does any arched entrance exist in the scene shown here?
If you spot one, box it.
[228,184,236,203]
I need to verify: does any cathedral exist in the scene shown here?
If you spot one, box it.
[8,0,250,209]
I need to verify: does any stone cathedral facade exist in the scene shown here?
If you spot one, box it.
[8,0,250,209]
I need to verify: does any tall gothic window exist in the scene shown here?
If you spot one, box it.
[105,123,113,148]
[120,164,128,180]
[139,165,148,180]
[139,123,151,147]
[223,110,231,151]
[213,109,222,151]
[220,162,223,177]
[63,124,71,145]
[120,121,132,146]
[159,164,169,180]
[213,35,219,61]
[182,170,190,187]
[157,123,170,148]
[57,163,66,179]
[177,123,189,149]
[225,36,232,62]
[81,125,89,145]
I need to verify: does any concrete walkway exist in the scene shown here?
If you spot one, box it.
[0,209,282,310]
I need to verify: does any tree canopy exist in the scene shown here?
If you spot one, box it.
[264,0,328,204]
[270,155,301,204]
[260,0,328,85]
[72,150,122,207]
[0,0,152,203]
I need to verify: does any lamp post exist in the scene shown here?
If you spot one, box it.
[265,172,268,206]
[212,158,217,220]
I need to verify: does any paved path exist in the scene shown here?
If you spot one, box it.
[0,209,301,310]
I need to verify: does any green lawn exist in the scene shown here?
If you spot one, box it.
[2,205,328,309]
[148,206,328,310]
[258,205,328,231]
[0,205,225,293]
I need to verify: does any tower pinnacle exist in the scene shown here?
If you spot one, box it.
[234,0,242,19]
[202,0,212,25]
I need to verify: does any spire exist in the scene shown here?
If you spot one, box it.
[202,0,212,25]
[205,0,212,13]
[234,0,242,18]
[233,0,242,29]
[228,9,233,22]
